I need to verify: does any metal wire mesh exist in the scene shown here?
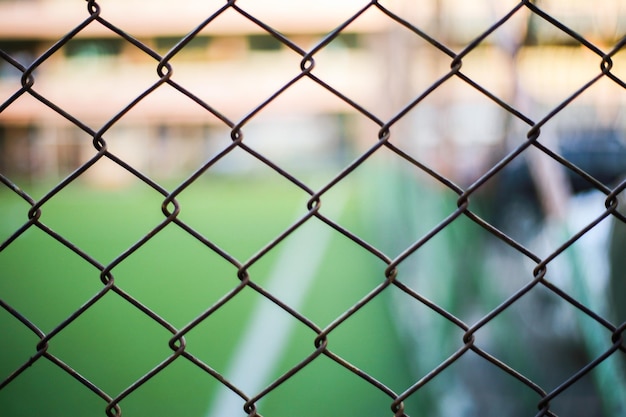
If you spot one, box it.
[1,1,625,416]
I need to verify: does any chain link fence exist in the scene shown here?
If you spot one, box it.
[1,1,625,416]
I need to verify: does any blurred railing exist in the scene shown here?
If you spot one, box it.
[1,1,625,416]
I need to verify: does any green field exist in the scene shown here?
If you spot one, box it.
[0,174,420,417]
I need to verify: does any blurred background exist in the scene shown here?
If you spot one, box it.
[1,0,624,187]
[1,0,626,416]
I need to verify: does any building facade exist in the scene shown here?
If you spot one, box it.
[0,0,625,186]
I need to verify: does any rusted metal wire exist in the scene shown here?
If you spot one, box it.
[1,1,625,416]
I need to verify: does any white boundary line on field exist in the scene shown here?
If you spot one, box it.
[205,194,348,417]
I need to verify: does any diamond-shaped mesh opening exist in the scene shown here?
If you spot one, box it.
[317,289,421,386]
[154,9,307,124]
[310,8,456,122]
[244,211,364,299]
[118,358,223,417]
[230,75,385,188]
[0,227,102,332]
[203,294,321,412]
[170,172,305,262]
[241,113,344,176]
[345,147,464,255]
[292,227,385,326]
[112,223,240,328]
[470,277,622,392]
[260,353,413,417]
[385,76,534,190]
[392,214,529,321]
[389,288,467,374]
[31,33,161,130]
[515,15,612,116]
[180,284,272,377]
[540,83,626,192]
[467,141,618,248]
[470,292,576,377]
[47,291,176,395]
[414,351,543,417]
[31,179,167,264]
[0,357,108,416]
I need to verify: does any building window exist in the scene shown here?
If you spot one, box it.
[333,32,361,49]
[64,38,123,59]
[247,34,283,51]
[0,39,37,78]
[155,35,211,56]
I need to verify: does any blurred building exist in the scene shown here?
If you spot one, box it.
[0,0,625,186]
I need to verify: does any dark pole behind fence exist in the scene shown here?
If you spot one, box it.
[1,1,625,416]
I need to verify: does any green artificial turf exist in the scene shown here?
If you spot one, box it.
[0,175,419,417]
